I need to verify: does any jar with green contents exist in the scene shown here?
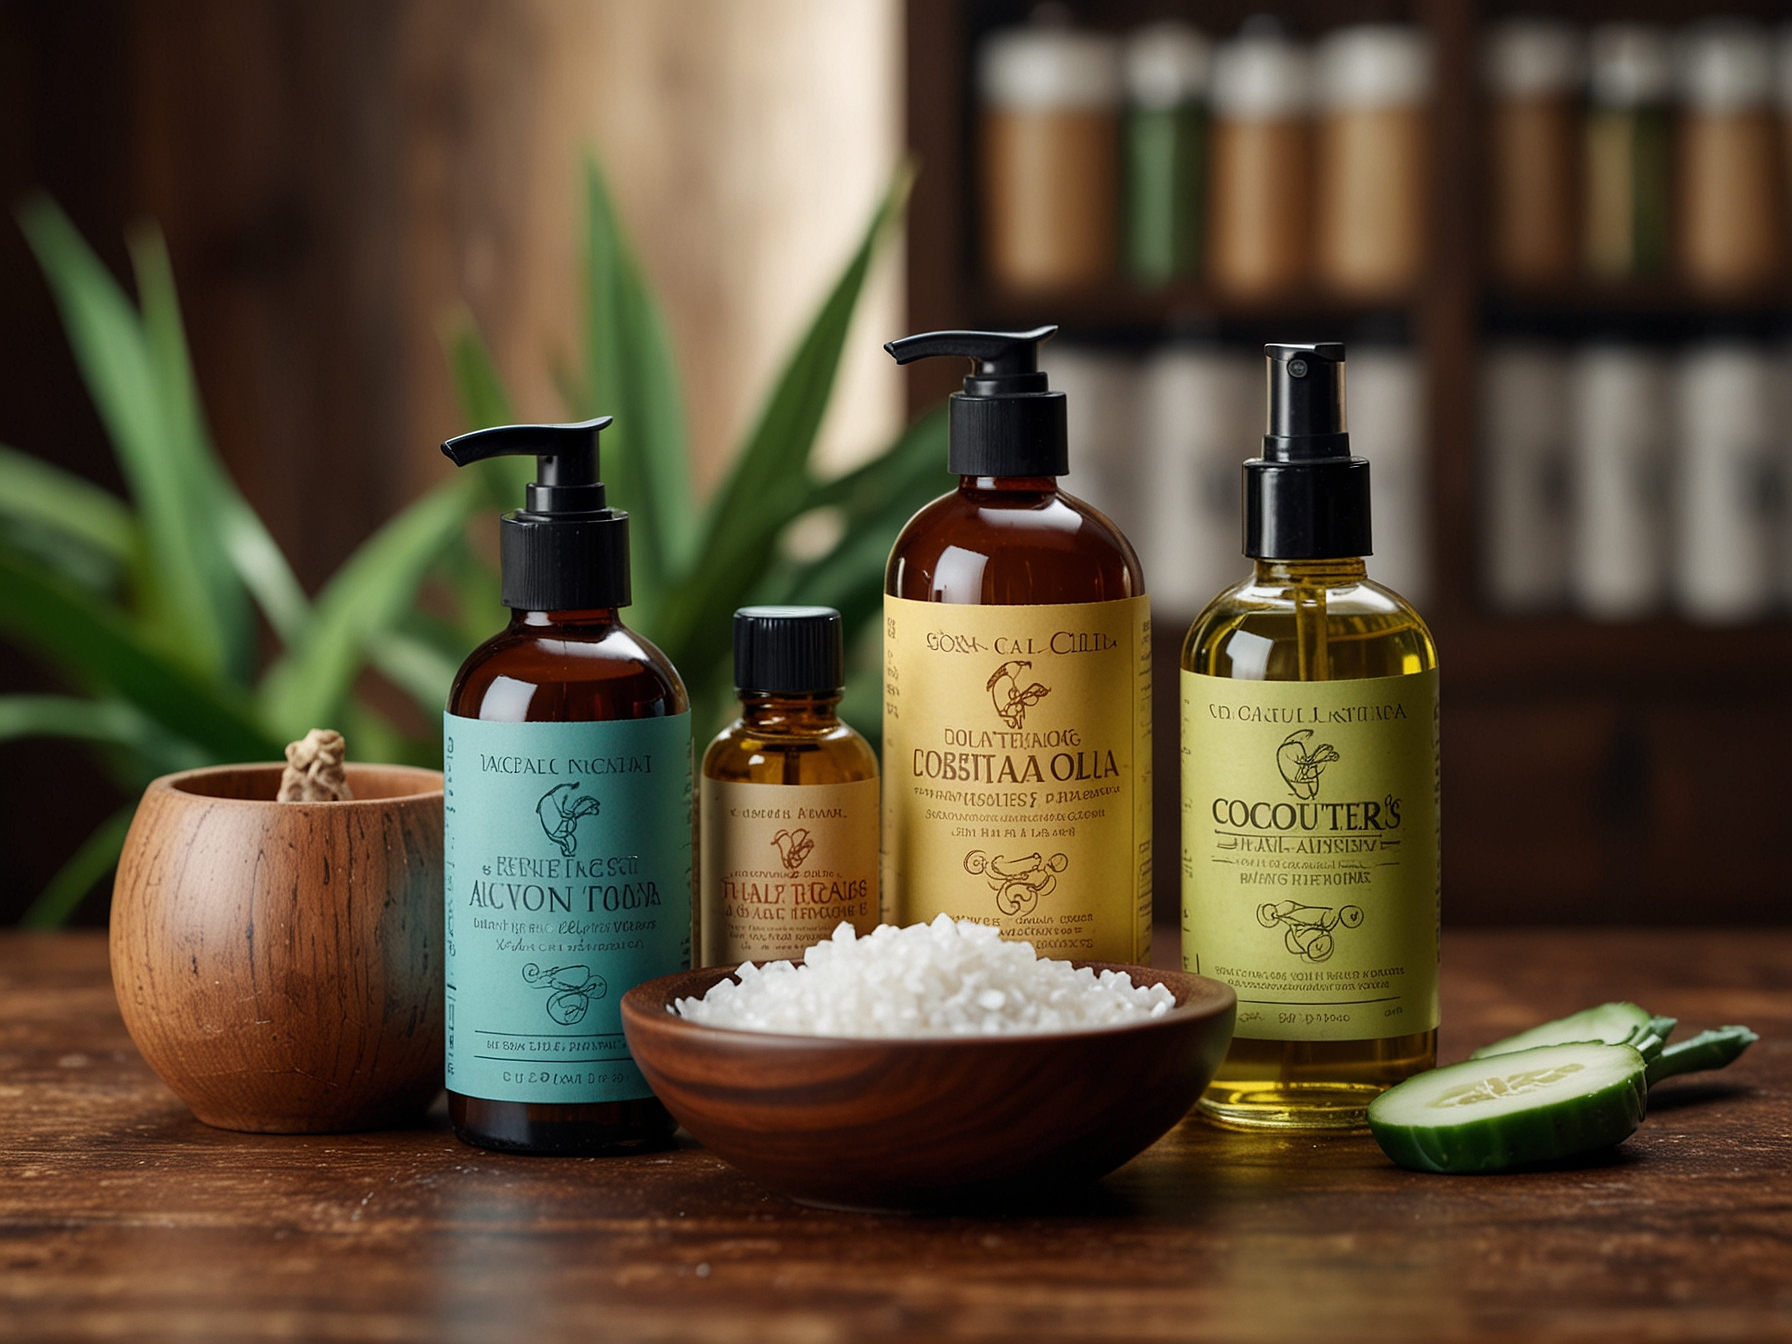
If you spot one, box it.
[1122,21,1210,286]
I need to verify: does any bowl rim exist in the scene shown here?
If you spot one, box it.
[149,762,444,806]
[623,960,1237,1050]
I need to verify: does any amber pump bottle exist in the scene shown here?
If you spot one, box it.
[1181,344,1438,1131]
[882,327,1151,963]
[440,418,691,1155]
[699,607,880,965]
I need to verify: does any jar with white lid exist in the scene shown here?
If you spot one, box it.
[1569,344,1670,619]
[1484,21,1583,286]
[1481,343,1571,613]
[979,23,1123,290]
[1122,21,1211,285]
[1672,342,1777,623]
[1678,21,1781,293]
[1313,24,1433,297]
[1207,21,1310,296]
[1584,25,1674,279]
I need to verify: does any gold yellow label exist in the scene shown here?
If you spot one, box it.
[698,777,879,965]
[1181,668,1439,1041]
[883,594,1152,963]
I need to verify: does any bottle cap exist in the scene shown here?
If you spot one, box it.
[1124,22,1212,109]
[1211,19,1310,122]
[440,417,631,611]
[1316,25,1432,111]
[1679,20,1772,112]
[884,327,1068,477]
[1484,20,1583,99]
[1589,25,1673,107]
[980,25,1122,111]
[733,606,844,694]
[1243,344,1373,559]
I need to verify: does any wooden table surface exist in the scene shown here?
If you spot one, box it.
[2,929,1788,1343]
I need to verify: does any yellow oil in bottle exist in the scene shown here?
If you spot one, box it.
[1183,556,1437,1129]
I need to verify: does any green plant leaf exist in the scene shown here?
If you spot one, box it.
[0,443,136,565]
[0,549,278,761]
[17,197,246,680]
[257,476,481,740]
[576,155,694,622]
[19,804,136,929]
[655,165,912,676]
[365,629,463,716]
[0,693,211,774]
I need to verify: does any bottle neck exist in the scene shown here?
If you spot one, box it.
[738,690,843,733]
[512,607,624,630]
[1253,557,1368,588]
[958,475,1059,494]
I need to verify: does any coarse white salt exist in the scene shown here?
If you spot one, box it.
[673,915,1177,1037]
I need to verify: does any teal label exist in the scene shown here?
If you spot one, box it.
[444,712,691,1104]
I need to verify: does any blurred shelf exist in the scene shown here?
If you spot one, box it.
[976,280,1415,337]
[1486,279,1792,329]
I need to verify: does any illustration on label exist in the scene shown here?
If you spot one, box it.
[522,962,608,1025]
[536,782,600,857]
[771,828,815,872]
[964,850,1068,917]
[1256,899,1364,962]
[987,659,1049,729]
[1276,729,1339,800]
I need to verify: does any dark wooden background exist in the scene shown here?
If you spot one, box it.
[5,0,1791,925]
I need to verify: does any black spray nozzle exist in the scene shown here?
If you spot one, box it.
[885,326,1056,395]
[883,326,1067,476]
[442,416,615,518]
[440,415,630,612]
[1244,342,1371,561]
[1263,344,1348,460]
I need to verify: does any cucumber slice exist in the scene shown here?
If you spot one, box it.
[1469,1002,1652,1060]
[1369,1042,1647,1174]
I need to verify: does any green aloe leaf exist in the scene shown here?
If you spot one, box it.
[365,629,464,718]
[19,804,136,929]
[257,476,481,741]
[0,550,277,761]
[18,197,246,680]
[0,693,210,775]
[574,155,694,623]
[656,166,911,676]
[0,444,136,565]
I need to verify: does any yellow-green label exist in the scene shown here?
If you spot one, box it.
[883,594,1152,963]
[1181,669,1438,1041]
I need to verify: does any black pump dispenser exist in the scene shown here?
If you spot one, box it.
[1244,343,1373,560]
[441,416,631,611]
[884,326,1068,477]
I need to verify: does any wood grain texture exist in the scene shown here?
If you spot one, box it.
[3,928,1788,1341]
[621,963,1235,1211]
[109,764,444,1132]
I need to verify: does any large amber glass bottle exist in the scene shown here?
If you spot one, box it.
[440,419,691,1155]
[1181,345,1439,1130]
[882,328,1152,963]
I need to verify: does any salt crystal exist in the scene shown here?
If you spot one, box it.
[673,915,1176,1037]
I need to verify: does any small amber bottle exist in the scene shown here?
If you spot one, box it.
[881,327,1151,964]
[440,418,691,1156]
[1182,345,1438,1131]
[699,607,879,965]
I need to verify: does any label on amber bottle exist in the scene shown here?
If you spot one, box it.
[882,594,1152,963]
[1181,669,1439,1042]
[443,712,691,1104]
[699,776,880,965]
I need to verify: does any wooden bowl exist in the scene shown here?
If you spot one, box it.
[621,962,1235,1211]
[110,763,444,1133]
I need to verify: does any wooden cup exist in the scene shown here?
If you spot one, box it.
[110,763,444,1132]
